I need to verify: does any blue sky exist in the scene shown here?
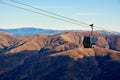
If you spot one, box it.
[0,0,120,31]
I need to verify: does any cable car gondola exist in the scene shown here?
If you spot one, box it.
[83,24,97,48]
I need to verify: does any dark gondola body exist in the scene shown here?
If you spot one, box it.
[83,35,97,48]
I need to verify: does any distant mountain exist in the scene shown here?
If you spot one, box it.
[0,27,120,36]
[0,27,67,36]
[96,30,120,35]
[0,31,120,80]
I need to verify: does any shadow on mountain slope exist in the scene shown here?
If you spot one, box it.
[0,50,38,75]
[0,49,120,80]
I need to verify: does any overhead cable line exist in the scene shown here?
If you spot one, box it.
[0,1,116,32]
[9,0,115,32]
[0,1,90,29]
[9,0,90,26]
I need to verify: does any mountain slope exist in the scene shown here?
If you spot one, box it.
[0,31,120,80]
[0,47,120,80]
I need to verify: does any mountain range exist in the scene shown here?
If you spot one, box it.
[0,27,120,36]
[0,29,120,80]
[0,28,67,36]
